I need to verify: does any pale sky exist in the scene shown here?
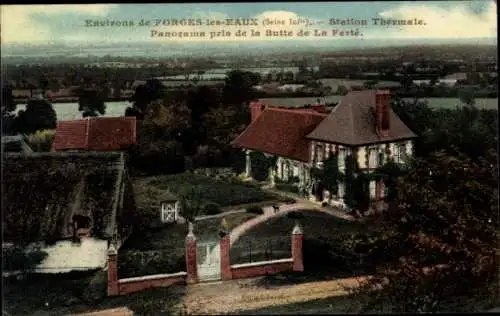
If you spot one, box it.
[1,1,497,45]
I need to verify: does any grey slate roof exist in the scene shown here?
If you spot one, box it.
[306,90,417,146]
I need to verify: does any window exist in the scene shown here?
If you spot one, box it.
[369,181,376,199]
[338,148,346,170]
[378,152,385,166]
[338,181,345,198]
[316,144,324,162]
[395,143,407,163]
[369,148,378,168]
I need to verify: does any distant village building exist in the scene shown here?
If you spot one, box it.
[232,90,417,209]
[51,117,136,152]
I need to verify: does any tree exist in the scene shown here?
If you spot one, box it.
[374,161,406,202]
[320,154,342,198]
[16,99,57,135]
[458,88,476,107]
[354,150,498,312]
[2,85,18,135]
[201,106,247,148]
[3,245,48,273]
[75,88,106,117]
[223,70,259,106]
[336,85,349,96]
[343,153,360,210]
[126,79,165,119]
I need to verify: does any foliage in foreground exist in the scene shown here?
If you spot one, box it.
[353,150,498,313]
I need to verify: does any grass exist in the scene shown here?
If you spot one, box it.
[3,270,104,316]
[5,276,186,316]
[133,172,283,215]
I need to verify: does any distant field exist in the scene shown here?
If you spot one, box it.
[13,96,498,122]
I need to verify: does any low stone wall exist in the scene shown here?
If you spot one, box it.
[106,221,304,296]
[231,258,294,280]
[118,272,187,295]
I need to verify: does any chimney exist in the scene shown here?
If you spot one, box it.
[375,90,391,137]
[249,100,266,122]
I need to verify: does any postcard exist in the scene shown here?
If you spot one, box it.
[1,2,498,315]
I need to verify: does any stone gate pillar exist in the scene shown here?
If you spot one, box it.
[245,150,252,178]
[107,244,119,296]
[220,233,232,280]
[185,222,198,284]
[292,221,304,272]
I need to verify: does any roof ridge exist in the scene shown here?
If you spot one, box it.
[264,107,327,117]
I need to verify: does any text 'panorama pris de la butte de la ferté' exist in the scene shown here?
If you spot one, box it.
[84,16,427,39]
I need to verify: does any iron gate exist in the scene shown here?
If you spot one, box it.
[196,241,221,282]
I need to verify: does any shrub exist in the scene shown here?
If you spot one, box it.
[82,270,107,303]
[2,245,48,272]
[275,183,299,194]
[322,202,328,207]
[204,202,222,215]
[246,206,264,215]
[118,250,186,278]
[287,212,305,220]
[26,129,55,152]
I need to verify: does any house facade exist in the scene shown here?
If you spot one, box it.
[232,90,417,209]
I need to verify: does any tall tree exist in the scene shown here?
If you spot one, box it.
[354,150,498,312]
[126,79,165,119]
[16,99,57,135]
[223,70,260,107]
[1,85,18,135]
[75,88,106,117]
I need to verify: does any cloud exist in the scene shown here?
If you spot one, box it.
[370,1,497,39]
[1,5,117,44]
[148,10,330,42]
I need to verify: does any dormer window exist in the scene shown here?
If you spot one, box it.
[72,214,91,239]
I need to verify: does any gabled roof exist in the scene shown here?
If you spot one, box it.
[2,152,127,243]
[306,90,417,146]
[232,108,327,162]
[51,117,136,151]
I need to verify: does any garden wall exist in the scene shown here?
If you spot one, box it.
[106,221,304,296]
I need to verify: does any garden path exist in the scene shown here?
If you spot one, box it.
[179,275,366,315]
[201,198,354,265]
[229,201,354,247]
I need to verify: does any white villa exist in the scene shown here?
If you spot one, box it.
[232,90,417,209]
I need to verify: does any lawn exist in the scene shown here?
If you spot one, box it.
[119,212,258,278]
[4,274,186,316]
[133,172,284,214]
[231,210,372,277]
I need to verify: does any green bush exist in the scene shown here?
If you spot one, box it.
[246,206,264,215]
[287,212,305,220]
[204,202,222,215]
[2,246,48,272]
[118,250,186,278]
[275,183,300,194]
[82,270,107,303]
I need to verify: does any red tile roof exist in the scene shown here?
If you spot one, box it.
[232,108,327,162]
[51,117,136,151]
